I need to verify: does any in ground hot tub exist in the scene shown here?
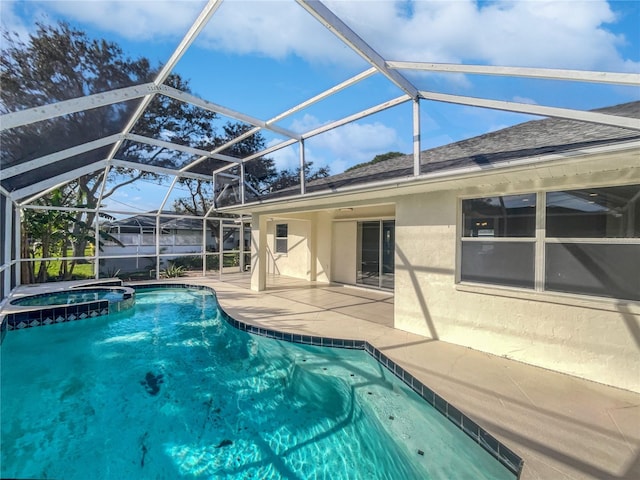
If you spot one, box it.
[10,287,129,307]
[4,286,135,331]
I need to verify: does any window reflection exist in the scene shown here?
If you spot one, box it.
[462,194,536,237]
[546,185,639,238]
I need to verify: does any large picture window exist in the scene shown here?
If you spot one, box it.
[545,186,639,300]
[459,185,640,301]
[461,194,536,288]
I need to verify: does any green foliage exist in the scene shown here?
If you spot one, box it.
[161,264,186,278]
[100,266,121,278]
[170,255,204,270]
[267,161,331,192]
[345,151,405,172]
[1,22,153,165]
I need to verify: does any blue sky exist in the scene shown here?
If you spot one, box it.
[2,0,639,213]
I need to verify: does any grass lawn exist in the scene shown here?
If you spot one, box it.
[45,259,94,280]
[30,248,96,281]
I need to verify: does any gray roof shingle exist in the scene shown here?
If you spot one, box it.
[267,101,640,198]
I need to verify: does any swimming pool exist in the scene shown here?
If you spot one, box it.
[1,287,517,479]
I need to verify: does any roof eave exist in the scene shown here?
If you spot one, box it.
[219,139,640,215]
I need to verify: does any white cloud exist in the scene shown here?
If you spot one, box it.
[42,0,204,41]
[266,114,401,174]
[315,121,399,161]
[6,0,636,73]
[266,138,301,171]
[198,0,357,64]
[326,0,638,72]
[284,114,401,173]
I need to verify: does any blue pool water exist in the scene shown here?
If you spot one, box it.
[11,288,125,306]
[1,288,514,479]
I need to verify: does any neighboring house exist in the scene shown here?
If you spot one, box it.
[101,213,245,273]
[226,101,640,392]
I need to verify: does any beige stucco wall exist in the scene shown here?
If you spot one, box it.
[332,221,357,285]
[314,211,333,283]
[394,188,640,393]
[266,218,310,280]
[261,212,333,283]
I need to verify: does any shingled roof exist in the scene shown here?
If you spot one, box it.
[264,101,640,200]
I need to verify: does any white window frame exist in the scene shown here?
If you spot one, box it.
[275,223,288,254]
[457,184,640,302]
[458,192,538,290]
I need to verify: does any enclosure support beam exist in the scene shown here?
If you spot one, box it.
[387,61,640,86]
[110,160,211,181]
[11,161,108,203]
[94,215,100,279]
[125,133,241,164]
[297,0,419,99]
[155,215,161,280]
[95,164,112,220]
[2,134,121,180]
[202,218,207,277]
[0,84,155,131]
[178,67,377,176]
[212,173,218,210]
[304,95,412,139]
[105,0,223,172]
[413,98,421,176]
[232,94,411,173]
[3,197,12,296]
[239,217,245,273]
[218,220,223,281]
[14,205,21,288]
[158,177,179,215]
[418,90,640,131]
[299,139,306,195]
[240,162,246,205]
[159,86,300,141]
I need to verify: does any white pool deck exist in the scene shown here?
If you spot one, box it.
[4,274,639,479]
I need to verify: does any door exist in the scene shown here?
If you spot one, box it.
[357,220,394,289]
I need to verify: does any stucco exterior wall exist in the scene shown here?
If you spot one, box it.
[331,221,357,285]
[314,212,332,283]
[266,219,310,280]
[394,189,640,392]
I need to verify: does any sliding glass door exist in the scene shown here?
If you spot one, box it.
[357,220,395,289]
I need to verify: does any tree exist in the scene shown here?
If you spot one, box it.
[344,151,405,172]
[20,189,76,283]
[267,161,330,192]
[1,22,273,280]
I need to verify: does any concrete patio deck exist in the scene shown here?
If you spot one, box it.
[174,274,639,480]
[3,274,639,479]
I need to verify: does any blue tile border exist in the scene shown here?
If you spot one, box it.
[128,282,524,477]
